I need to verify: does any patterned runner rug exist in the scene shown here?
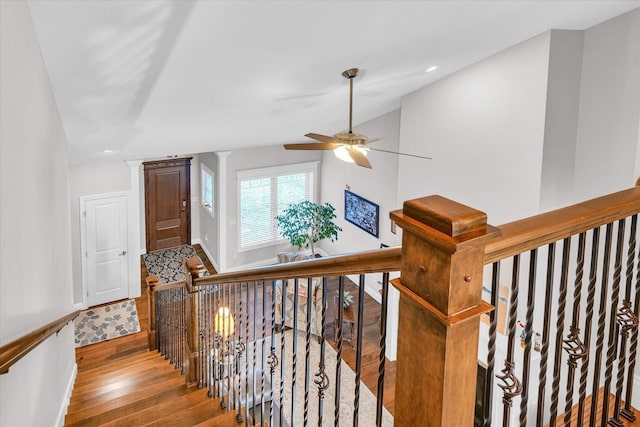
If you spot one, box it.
[74,299,140,347]
[142,244,210,284]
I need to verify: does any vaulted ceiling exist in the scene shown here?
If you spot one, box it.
[27,1,639,165]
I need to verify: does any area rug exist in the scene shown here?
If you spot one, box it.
[74,300,140,347]
[242,331,394,426]
[142,244,210,284]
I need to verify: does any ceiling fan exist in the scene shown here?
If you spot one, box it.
[284,67,432,169]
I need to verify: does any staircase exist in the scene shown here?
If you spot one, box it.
[64,350,241,426]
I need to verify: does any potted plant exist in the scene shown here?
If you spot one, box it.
[275,200,342,257]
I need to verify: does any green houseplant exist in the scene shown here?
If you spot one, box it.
[275,200,342,257]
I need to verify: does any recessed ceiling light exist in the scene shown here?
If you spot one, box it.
[425,65,438,73]
[103,149,114,153]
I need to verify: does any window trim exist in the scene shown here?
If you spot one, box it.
[201,163,214,218]
[236,161,319,252]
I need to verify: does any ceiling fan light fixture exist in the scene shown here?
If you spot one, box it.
[334,145,355,163]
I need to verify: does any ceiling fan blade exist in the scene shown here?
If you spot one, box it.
[284,142,338,150]
[365,137,382,144]
[305,133,336,143]
[347,147,372,169]
[368,147,432,160]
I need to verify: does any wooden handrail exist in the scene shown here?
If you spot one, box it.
[192,246,402,287]
[0,310,80,374]
[484,186,640,264]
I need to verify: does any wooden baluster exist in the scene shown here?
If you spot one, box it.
[389,196,493,426]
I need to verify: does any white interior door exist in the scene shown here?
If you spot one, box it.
[84,194,129,307]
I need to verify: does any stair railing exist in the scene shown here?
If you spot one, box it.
[476,185,640,426]
[148,183,640,426]
[186,246,401,426]
[0,310,79,374]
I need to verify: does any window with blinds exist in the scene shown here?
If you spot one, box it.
[237,161,318,249]
[201,163,214,217]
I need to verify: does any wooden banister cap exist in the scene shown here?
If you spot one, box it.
[186,256,204,270]
[398,195,487,237]
[146,275,159,285]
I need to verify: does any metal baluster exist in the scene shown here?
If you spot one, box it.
[245,282,251,424]
[236,283,244,424]
[268,280,278,427]
[279,279,287,427]
[335,276,345,427]
[610,215,639,426]
[228,284,235,413]
[484,263,500,427]
[577,228,600,426]
[180,287,185,370]
[315,277,330,427]
[376,272,390,427]
[304,278,312,427]
[601,219,626,426]
[621,232,640,422]
[261,281,267,426]
[497,255,523,427]
[292,278,299,425]
[519,250,538,426]
[353,274,366,427]
[549,238,571,427]
[209,286,215,398]
[563,232,588,427]
[536,243,556,427]
[252,281,258,422]
[198,290,205,389]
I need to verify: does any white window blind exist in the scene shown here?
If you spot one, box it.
[238,162,318,249]
[201,164,214,217]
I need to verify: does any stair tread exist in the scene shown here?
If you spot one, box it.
[99,388,212,427]
[74,351,164,379]
[192,408,247,426]
[140,398,228,427]
[65,376,188,424]
[68,366,185,412]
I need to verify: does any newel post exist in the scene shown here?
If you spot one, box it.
[185,261,202,386]
[146,275,159,351]
[390,195,493,426]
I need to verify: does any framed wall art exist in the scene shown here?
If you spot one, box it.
[344,190,379,237]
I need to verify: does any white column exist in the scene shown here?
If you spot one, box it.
[216,151,231,272]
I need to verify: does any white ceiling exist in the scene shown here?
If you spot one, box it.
[27,1,639,165]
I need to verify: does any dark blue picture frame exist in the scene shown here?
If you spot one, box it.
[344,190,379,237]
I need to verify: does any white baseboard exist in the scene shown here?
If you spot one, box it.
[633,374,640,409]
[73,302,86,311]
[56,362,77,427]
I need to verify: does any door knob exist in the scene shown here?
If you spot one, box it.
[182,199,187,212]
[119,251,127,256]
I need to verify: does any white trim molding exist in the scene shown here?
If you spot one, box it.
[126,160,143,299]
[55,363,77,427]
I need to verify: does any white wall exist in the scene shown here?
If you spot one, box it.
[539,30,585,211]
[0,2,76,425]
[574,8,640,202]
[397,32,551,226]
[69,160,132,304]
[198,152,220,268]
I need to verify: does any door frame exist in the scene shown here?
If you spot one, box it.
[80,191,137,309]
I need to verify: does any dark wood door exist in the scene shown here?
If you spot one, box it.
[144,158,192,252]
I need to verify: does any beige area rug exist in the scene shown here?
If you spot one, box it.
[243,331,393,426]
[74,300,140,347]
